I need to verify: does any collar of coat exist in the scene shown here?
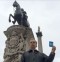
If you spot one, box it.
[28,49,39,54]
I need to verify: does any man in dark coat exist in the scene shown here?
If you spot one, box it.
[20,38,56,62]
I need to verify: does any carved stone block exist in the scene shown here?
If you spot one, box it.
[3,25,34,62]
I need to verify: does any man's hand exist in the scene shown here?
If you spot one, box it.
[51,46,56,53]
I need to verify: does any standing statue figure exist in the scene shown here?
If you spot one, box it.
[9,1,30,27]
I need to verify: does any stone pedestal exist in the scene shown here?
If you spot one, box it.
[3,25,34,62]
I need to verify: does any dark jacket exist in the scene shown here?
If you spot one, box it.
[21,49,55,62]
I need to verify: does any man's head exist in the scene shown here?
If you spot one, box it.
[29,38,37,50]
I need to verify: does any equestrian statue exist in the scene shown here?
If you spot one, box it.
[9,1,30,27]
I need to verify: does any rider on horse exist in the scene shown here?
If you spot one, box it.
[9,1,30,27]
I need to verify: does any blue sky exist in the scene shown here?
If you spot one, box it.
[0,0,60,62]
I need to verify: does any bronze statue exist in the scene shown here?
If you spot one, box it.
[9,1,30,27]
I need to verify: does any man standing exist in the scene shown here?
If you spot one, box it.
[20,38,56,62]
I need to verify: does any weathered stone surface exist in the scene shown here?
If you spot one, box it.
[3,25,34,62]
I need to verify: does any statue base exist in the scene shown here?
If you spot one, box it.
[3,25,34,62]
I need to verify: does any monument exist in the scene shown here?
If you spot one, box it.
[36,26,43,53]
[3,1,34,62]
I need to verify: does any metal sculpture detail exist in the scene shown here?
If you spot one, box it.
[9,1,30,27]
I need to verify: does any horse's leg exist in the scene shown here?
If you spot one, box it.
[9,14,14,22]
[9,14,16,24]
[9,14,11,22]
[12,19,16,24]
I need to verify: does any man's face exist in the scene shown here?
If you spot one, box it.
[29,39,37,49]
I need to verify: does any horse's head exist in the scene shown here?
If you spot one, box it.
[13,1,19,7]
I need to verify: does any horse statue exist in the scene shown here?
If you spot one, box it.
[9,1,30,27]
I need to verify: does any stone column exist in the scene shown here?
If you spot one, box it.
[36,26,43,53]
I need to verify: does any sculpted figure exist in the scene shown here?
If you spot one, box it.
[9,1,30,27]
